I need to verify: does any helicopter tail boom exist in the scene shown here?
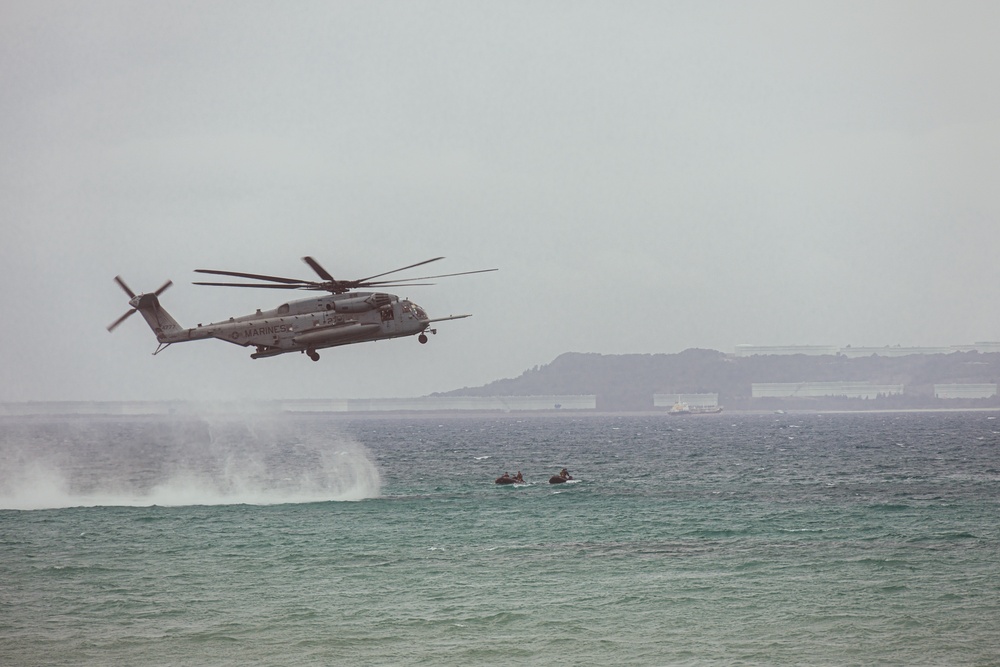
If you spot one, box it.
[132,293,185,343]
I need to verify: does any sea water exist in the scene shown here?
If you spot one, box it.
[1,411,998,666]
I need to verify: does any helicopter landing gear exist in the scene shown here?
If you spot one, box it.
[418,334,428,344]
[307,349,320,361]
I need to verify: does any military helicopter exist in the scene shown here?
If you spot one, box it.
[108,256,496,361]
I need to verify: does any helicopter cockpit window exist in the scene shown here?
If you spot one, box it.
[401,301,427,320]
[277,304,290,315]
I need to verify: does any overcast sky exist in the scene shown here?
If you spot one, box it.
[2,1,998,402]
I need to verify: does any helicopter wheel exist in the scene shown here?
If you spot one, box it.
[418,334,428,344]
[307,349,320,361]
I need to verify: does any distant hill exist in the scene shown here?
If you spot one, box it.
[435,349,1000,411]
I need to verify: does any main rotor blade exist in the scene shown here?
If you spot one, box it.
[194,258,493,294]
[302,256,335,282]
[114,275,136,298]
[194,268,307,285]
[356,282,436,289]
[363,268,498,285]
[193,281,310,289]
[355,257,445,283]
[107,309,135,332]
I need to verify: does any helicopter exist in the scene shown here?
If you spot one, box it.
[108,256,497,361]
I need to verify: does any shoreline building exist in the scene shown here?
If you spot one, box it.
[0,395,598,417]
[735,342,1000,357]
[934,384,998,399]
[752,382,904,399]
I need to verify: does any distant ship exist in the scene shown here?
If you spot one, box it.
[668,402,723,415]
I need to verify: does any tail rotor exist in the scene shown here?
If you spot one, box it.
[107,276,173,332]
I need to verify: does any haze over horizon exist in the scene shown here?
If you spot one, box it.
[3,2,998,402]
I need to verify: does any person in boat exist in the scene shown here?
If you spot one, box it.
[549,468,574,484]
[514,471,524,483]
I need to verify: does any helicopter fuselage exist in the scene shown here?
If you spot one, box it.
[137,291,464,361]
[110,255,490,361]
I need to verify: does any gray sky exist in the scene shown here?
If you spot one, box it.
[2,1,998,402]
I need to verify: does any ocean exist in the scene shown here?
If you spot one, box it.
[1,411,998,666]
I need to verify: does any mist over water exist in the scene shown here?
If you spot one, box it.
[0,414,381,510]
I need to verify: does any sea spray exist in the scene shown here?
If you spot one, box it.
[0,413,381,509]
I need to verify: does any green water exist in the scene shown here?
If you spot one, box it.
[2,412,999,665]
